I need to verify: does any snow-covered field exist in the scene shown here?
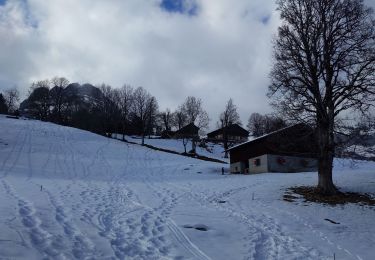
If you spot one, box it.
[0,115,374,260]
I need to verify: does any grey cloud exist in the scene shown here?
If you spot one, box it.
[0,0,281,129]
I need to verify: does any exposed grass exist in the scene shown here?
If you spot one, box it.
[284,186,375,206]
[143,144,227,164]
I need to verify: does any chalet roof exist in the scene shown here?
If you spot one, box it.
[227,123,311,151]
[175,122,199,136]
[207,124,249,137]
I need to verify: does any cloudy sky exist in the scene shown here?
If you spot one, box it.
[0,0,374,129]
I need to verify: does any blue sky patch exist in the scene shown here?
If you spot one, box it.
[0,0,37,28]
[160,0,198,16]
[21,0,39,28]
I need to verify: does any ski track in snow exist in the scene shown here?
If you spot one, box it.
[141,150,306,260]
[163,181,318,260]
[2,179,68,259]
[201,182,362,260]
[0,122,28,178]
[0,117,373,259]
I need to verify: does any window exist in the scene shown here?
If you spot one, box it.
[254,158,261,166]
[277,157,286,165]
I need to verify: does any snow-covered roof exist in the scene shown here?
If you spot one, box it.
[227,123,307,151]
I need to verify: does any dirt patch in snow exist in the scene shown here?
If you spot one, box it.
[112,136,228,164]
[183,224,209,231]
[142,143,227,164]
[285,186,375,206]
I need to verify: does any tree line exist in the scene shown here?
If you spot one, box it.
[19,78,215,145]
[1,78,288,149]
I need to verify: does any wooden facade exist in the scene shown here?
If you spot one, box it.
[207,124,249,143]
[174,123,199,139]
[228,124,319,173]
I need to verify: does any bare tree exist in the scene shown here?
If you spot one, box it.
[269,0,375,195]
[182,137,189,154]
[264,116,286,134]
[4,88,20,114]
[0,93,8,114]
[133,87,153,145]
[182,96,201,123]
[247,113,286,137]
[146,96,159,138]
[28,80,51,120]
[172,106,187,130]
[50,76,70,123]
[118,84,134,140]
[181,96,210,131]
[99,84,120,137]
[219,98,241,157]
[159,108,173,131]
[196,110,210,133]
[180,96,210,152]
[247,113,265,137]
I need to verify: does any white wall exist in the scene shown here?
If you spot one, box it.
[267,154,318,173]
[230,154,318,174]
[230,161,245,173]
[248,154,268,174]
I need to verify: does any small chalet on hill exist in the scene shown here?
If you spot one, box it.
[207,124,249,143]
[174,123,199,139]
[227,124,318,174]
[160,123,200,139]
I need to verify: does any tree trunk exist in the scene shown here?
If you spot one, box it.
[141,121,145,145]
[192,139,196,154]
[182,138,187,153]
[223,140,228,158]
[317,149,336,194]
[316,119,338,195]
[223,130,228,158]
[122,119,128,141]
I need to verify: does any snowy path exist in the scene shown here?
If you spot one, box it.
[0,116,374,259]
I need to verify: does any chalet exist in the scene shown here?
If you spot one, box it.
[227,124,318,174]
[160,130,175,139]
[207,124,249,143]
[174,123,199,139]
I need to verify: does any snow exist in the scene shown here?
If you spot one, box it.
[1,114,375,260]
[343,144,375,160]
[113,134,228,162]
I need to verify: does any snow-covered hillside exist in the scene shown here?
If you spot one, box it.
[0,115,374,260]
[113,134,228,161]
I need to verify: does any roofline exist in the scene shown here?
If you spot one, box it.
[226,123,307,152]
[207,123,249,136]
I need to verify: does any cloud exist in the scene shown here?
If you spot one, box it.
[0,0,280,129]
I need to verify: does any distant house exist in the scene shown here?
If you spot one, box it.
[207,124,249,143]
[174,123,200,139]
[159,123,200,140]
[227,124,318,174]
[160,130,175,139]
